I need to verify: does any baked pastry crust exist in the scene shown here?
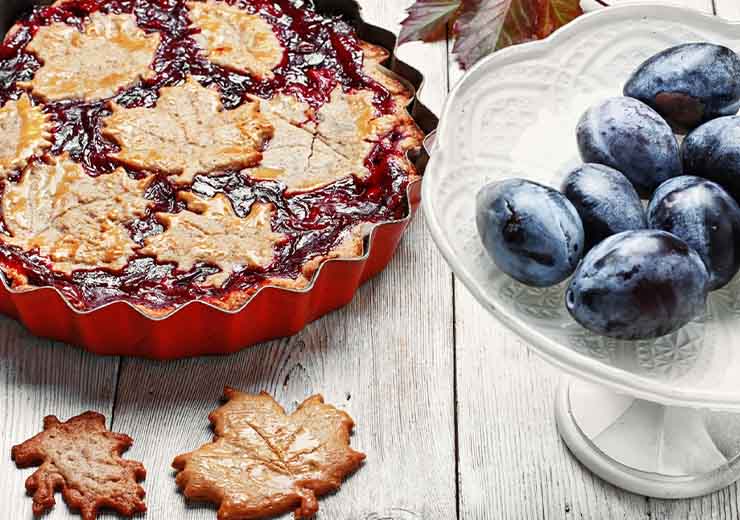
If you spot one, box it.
[188,0,284,79]
[172,388,365,520]
[245,95,363,193]
[140,192,287,286]
[103,77,273,184]
[21,12,160,102]
[2,155,152,274]
[0,94,52,176]
[0,0,424,315]
[11,411,147,520]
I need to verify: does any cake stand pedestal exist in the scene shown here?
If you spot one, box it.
[555,378,740,498]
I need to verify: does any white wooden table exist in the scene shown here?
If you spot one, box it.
[3,1,740,519]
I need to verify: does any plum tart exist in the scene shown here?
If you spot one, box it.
[0,0,424,316]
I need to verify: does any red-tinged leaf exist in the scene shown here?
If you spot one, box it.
[452,0,509,69]
[452,0,583,69]
[398,0,462,45]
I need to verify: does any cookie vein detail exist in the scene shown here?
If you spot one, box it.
[172,388,365,520]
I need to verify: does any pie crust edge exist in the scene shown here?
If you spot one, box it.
[0,5,425,318]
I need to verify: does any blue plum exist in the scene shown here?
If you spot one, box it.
[682,115,740,201]
[576,97,682,197]
[648,176,740,290]
[566,230,709,340]
[624,43,740,131]
[561,163,647,251]
[476,179,584,287]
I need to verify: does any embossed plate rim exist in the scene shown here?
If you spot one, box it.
[423,3,740,410]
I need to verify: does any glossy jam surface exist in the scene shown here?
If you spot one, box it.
[0,0,416,312]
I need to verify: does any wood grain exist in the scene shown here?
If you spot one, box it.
[6,1,740,520]
[0,316,120,519]
[446,48,649,520]
[108,3,456,519]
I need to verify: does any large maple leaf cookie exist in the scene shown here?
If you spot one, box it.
[173,388,366,520]
[11,412,147,520]
[103,77,274,183]
[22,12,160,102]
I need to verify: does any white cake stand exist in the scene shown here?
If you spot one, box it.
[422,4,740,499]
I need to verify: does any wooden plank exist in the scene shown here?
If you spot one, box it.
[642,2,740,517]
[448,0,733,518]
[0,317,120,519]
[109,2,456,519]
[454,290,651,519]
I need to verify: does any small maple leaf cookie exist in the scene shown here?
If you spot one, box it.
[21,12,161,102]
[188,0,284,79]
[173,388,366,520]
[103,77,274,183]
[140,192,287,286]
[11,412,147,520]
[0,94,52,176]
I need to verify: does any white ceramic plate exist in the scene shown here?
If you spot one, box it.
[423,3,740,410]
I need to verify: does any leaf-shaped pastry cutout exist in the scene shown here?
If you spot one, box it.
[11,412,147,520]
[22,12,160,101]
[245,95,363,193]
[188,0,285,79]
[173,388,365,520]
[103,77,274,184]
[1,155,152,274]
[140,192,287,287]
[0,94,52,176]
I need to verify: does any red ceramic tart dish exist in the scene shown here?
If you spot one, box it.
[0,0,431,358]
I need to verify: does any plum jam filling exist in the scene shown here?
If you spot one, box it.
[0,0,414,311]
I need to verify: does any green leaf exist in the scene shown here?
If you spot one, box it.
[398,0,462,45]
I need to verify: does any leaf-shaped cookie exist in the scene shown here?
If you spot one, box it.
[173,388,366,520]
[11,412,147,520]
